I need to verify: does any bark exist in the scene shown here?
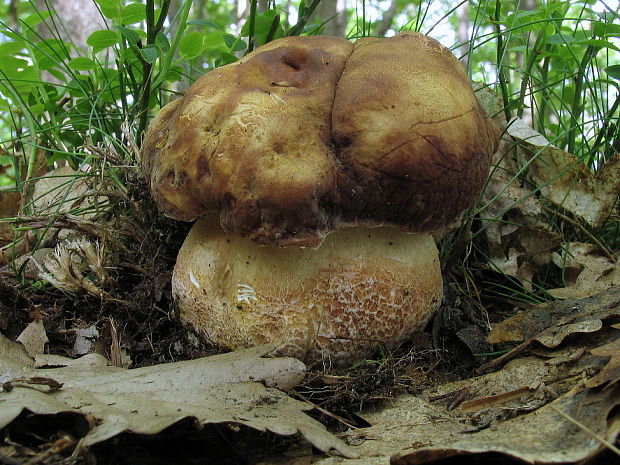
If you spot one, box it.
[313,0,347,37]
[33,0,105,84]
[258,0,270,14]
[375,0,398,37]
[517,0,538,127]
[36,0,104,49]
[7,0,18,30]
[456,2,470,66]
[237,0,249,28]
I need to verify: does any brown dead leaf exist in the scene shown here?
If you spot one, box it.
[0,189,19,245]
[535,319,603,349]
[481,135,561,289]
[474,83,505,123]
[0,334,356,458]
[391,384,619,465]
[35,353,108,369]
[73,325,99,356]
[32,166,109,219]
[518,226,563,259]
[548,242,620,300]
[586,333,620,389]
[16,320,48,358]
[290,352,619,465]
[481,136,543,229]
[507,118,620,228]
[488,286,620,345]
[489,246,520,277]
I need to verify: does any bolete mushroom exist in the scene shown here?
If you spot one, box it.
[141,33,500,367]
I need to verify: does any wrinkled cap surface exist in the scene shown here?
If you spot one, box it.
[141,32,500,246]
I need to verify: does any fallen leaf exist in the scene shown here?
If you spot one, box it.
[34,353,108,369]
[391,384,619,465]
[73,325,99,356]
[507,118,620,228]
[16,320,48,358]
[535,319,604,349]
[480,136,543,227]
[586,333,620,389]
[488,286,620,345]
[480,135,556,289]
[518,226,563,259]
[0,189,19,246]
[284,353,619,465]
[548,242,620,299]
[474,83,505,124]
[0,335,356,458]
[506,117,552,147]
[489,246,520,277]
[32,166,109,220]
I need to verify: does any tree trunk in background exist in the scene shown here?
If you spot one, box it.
[313,0,347,37]
[518,0,538,127]
[258,0,270,14]
[375,0,398,37]
[36,0,104,50]
[237,0,249,31]
[456,2,470,66]
[32,0,104,84]
[7,0,19,29]
[168,0,182,42]
[283,0,292,29]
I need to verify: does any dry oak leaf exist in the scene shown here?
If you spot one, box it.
[0,334,356,458]
[487,286,620,347]
[507,118,620,228]
[548,242,620,300]
[16,320,48,358]
[390,384,620,465]
[586,325,620,389]
[277,355,620,465]
[0,189,19,245]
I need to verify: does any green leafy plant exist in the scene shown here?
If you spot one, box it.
[0,0,617,305]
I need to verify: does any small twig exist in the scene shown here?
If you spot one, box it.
[461,386,534,413]
[294,391,361,431]
[448,388,470,411]
[119,262,147,274]
[429,389,461,403]
[12,214,129,254]
[476,339,532,374]
[542,204,616,263]
[428,388,470,411]
[8,377,63,392]
[0,452,22,465]
[109,317,123,368]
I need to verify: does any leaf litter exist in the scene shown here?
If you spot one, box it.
[2,94,619,463]
[6,286,618,464]
[260,287,620,465]
[0,336,357,458]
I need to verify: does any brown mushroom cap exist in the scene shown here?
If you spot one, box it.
[141,32,500,247]
[332,33,499,232]
[174,216,442,366]
[141,35,353,246]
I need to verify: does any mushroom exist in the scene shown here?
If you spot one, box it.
[141,33,500,367]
